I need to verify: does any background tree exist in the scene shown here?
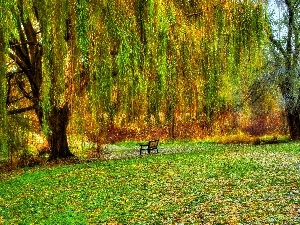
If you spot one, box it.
[258,0,300,139]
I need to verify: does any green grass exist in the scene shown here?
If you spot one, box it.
[1,142,300,224]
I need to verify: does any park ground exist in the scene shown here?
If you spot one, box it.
[1,140,300,224]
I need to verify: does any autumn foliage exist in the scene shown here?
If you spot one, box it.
[0,0,288,160]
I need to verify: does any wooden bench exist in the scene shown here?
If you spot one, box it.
[139,140,159,155]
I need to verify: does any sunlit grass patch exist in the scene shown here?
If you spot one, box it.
[212,133,290,145]
[0,143,300,224]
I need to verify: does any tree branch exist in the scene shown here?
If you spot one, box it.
[16,77,33,100]
[285,0,294,59]
[6,70,24,78]
[292,2,300,62]
[186,11,203,18]
[10,43,31,66]
[7,96,27,106]
[9,41,40,47]
[8,105,36,115]
[9,52,29,73]
[269,34,288,59]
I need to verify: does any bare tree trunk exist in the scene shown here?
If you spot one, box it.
[280,71,300,140]
[286,110,300,140]
[281,87,300,140]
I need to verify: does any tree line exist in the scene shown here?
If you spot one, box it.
[1,0,297,160]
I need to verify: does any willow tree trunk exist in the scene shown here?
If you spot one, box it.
[45,104,74,159]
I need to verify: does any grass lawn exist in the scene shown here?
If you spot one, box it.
[1,142,300,224]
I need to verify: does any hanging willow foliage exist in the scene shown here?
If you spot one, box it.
[0,0,14,154]
[0,17,8,154]
[0,0,268,158]
[78,0,266,131]
[182,0,267,124]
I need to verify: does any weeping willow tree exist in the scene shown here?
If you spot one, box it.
[0,0,267,160]
[168,0,267,134]
[1,0,76,159]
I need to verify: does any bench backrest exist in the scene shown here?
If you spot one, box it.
[148,140,159,149]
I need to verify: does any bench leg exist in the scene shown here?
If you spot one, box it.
[140,149,147,155]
